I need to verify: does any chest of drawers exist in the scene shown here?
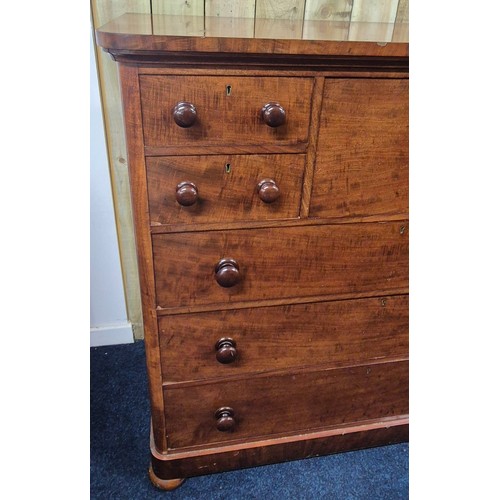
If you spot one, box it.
[97,14,409,490]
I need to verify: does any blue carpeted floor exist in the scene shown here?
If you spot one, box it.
[91,341,408,499]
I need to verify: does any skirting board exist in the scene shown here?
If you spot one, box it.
[90,322,134,347]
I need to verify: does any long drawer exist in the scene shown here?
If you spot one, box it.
[152,222,408,309]
[163,360,408,449]
[158,295,408,382]
[146,154,305,225]
[139,75,313,148]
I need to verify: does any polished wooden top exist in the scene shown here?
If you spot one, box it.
[96,14,408,58]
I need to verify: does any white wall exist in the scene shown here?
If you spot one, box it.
[90,31,134,346]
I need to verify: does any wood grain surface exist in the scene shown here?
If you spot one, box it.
[151,417,408,478]
[96,14,409,57]
[150,213,408,237]
[205,0,256,18]
[119,65,167,451]
[151,0,204,16]
[300,75,324,217]
[146,154,305,225]
[310,78,408,218]
[139,75,313,148]
[158,294,408,382]
[95,9,410,482]
[304,0,354,22]
[256,0,306,20]
[91,1,148,340]
[152,221,408,309]
[163,360,408,449]
[349,0,399,41]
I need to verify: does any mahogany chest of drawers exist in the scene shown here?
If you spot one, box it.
[97,14,409,490]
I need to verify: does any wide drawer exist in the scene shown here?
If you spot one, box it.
[310,78,408,218]
[152,222,408,309]
[146,154,305,225]
[139,76,313,148]
[163,360,408,449]
[158,295,408,382]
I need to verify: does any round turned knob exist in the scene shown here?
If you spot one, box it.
[215,407,235,432]
[257,179,280,203]
[261,102,286,127]
[215,338,238,364]
[172,101,197,128]
[215,258,240,288]
[175,181,198,206]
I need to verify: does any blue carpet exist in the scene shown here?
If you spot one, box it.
[91,341,408,499]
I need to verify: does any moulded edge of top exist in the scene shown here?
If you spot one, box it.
[95,13,409,59]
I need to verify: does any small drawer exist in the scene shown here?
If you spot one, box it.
[146,154,305,225]
[163,360,408,449]
[158,295,408,382]
[152,222,408,309]
[139,75,313,149]
[310,78,408,219]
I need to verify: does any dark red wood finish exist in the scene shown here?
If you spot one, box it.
[96,14,409,488]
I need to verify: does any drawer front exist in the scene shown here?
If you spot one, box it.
[310,78,408,218]
[147,154,305,225]
[159,295,408,382]
[139,76,313,148]
[152,222,408,309]
[164,360,408,449]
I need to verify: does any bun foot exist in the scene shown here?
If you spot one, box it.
[148,465,185,491]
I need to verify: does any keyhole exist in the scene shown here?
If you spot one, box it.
[226,85,232,96]
[225,163,231,173]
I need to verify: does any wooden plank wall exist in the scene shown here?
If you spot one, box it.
[91,0,150,341]
[90,0,409,340]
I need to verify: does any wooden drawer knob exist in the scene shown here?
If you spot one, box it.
[257,179,280,203]
[215,407,235,432]
[175,181,198,206]
[215,338,237,364]
[173,101,197,128]
[215,258,240,288]
[261,102,286,127]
